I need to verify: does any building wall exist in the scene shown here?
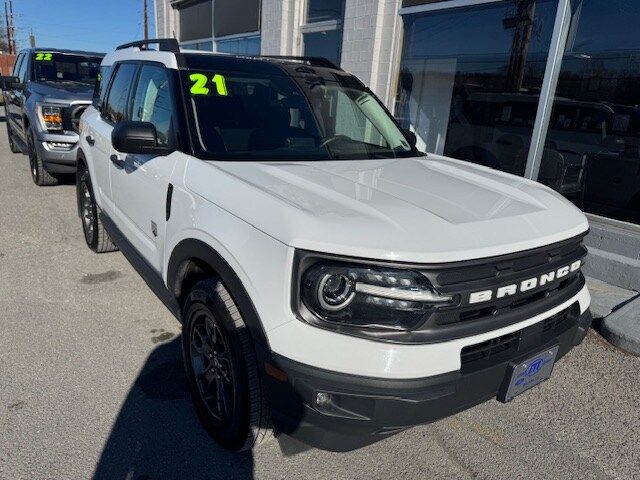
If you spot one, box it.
[154,0,177,39]
[260,0,302,56]
[340,0,402,105]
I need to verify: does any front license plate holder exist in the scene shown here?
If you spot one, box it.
[497,345,560,403]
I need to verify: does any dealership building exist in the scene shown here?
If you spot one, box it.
[154,0,640,290]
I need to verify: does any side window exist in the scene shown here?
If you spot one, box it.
[17,54,29,83]
[93,65,114,109]
[12,53,24,76]
[103,63,138,124]
[130,64,175,147]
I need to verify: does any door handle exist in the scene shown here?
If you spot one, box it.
[110,154,125,168]
[86,135,95,146]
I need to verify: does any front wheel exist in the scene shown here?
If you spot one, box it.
[27,127,58,186]
[182,278,272,451]
[77,167,118,253]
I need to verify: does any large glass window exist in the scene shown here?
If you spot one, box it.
[302,0,344,66]
[216,36,261,55]
[32,52,102,84]
[541,0,640,225]
[302,30,342,66]
[184,70,413,160]
[307,0,344,23]
[395,0,558,176]
[182,41,214,51]
[131,65,175,147]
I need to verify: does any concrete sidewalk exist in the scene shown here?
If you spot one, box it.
[586,277,640,356]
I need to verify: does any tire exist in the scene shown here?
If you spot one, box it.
[77,167,118,253]
[27,127,58,186]
[6,121,21,154]
[182,278,272,452]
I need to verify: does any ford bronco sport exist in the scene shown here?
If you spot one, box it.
[76,39,592,452]
[1,48,104,185]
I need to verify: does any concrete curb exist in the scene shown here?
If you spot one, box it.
[601,295,640,357]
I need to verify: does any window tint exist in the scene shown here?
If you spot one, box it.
[103,63,138,124]
[185,70,412,160]
[131,64,175,147]
[93,65,114,109]
[33,53,102,84]
[17,54,29,83]
[12,53,24,76]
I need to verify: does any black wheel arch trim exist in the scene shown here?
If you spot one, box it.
[167,239,270,349]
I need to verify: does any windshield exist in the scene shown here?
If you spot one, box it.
[184,70,415,160]
[33,52,103,84]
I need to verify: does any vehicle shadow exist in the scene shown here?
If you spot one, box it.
[92,336,255,480]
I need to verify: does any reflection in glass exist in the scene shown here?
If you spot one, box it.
[216,36,261,55]
[303,30,342,66]
[542,0,640,224]
[307,0,344,23]
[395,0,558,176]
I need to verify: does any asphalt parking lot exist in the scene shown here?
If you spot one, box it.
[0,112,639,480]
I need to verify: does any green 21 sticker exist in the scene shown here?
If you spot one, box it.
[189,73,228,96]
[35,52,53,61]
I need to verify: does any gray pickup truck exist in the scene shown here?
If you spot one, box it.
[1,48,104,185]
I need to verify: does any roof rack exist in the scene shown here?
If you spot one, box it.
[116,38,180,53]
[259,55,342,71]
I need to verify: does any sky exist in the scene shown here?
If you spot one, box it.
[11,0,155,53]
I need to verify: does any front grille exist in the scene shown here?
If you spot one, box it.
[461,331,519,365]
[461,303,579,368]
[419,234,587,336]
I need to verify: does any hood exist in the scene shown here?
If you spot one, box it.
[30,81,94,102]
[185,155,589,263]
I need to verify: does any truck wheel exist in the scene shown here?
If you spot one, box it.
[182,278,272,452]
[77,168,118,253]
[6,121,21,154]
[27,127,58,186]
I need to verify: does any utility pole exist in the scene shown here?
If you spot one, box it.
[143,0,148,40]
[8,0,14,54]
[4,0,13,54]
[29,30,35,48]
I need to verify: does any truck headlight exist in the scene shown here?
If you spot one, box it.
[39,105,63,131]
[298,260,453,331]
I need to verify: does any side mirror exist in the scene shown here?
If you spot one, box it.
[112,121,173,155]
[0,75,21,90]
[402,128,417,148]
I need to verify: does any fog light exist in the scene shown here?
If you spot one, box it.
[316,392,332,407]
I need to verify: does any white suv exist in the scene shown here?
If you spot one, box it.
[77,40,592,452]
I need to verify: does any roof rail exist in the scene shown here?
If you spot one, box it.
[116,38,181,53]
[259,55,342,70]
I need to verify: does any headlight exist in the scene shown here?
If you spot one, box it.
[39,105,63,131]
[299,261,453,331]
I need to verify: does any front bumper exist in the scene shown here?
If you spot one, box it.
[34,133,80,173]
[264,304,592,451]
